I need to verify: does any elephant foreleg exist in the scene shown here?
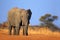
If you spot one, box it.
[23,24,28,36]
[13,26,16,35]
[9,26,12,35]
[15,24,20,35]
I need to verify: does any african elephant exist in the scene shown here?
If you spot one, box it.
[8,7,32,35]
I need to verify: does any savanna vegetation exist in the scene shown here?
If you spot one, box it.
[39,13,60,31]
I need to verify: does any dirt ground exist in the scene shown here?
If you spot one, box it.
[0,28,60,40]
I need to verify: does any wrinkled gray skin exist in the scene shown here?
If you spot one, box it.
[8,8,32,35]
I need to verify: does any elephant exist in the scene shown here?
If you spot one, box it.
[8,7,32,35]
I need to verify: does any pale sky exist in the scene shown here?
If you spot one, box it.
[0,0,60,27]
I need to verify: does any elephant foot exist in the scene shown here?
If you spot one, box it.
[13,33,16,35]
[9,33,12,35]
[13,33,19,35]
[12,34,19,35]
[9,32,12,35]
[16,34,19,35]
[17,33,19,35]
[23,34,28,36]
[23,33,28,36]
[13,34,19,35]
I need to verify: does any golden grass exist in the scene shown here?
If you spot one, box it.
[0,27,60,40]
[0,27,60,36]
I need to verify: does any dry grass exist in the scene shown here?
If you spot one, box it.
[28,27,60,36]
[0,26,60,40]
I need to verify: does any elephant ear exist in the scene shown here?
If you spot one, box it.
[27,9,32,20]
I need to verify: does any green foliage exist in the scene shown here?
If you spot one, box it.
[39,13,60,31]
[39,13,58,27]
[39,14,58,22]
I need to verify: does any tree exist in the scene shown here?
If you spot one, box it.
[39,13,58,31]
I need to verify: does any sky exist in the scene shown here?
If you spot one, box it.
[0,0,60,27]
